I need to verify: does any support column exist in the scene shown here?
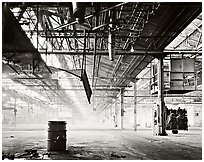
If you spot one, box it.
[120,88,124,129]
[134,80,137,131]
[114,99,118,127]
[158,57,167,136]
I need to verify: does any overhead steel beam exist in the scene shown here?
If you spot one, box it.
[42,35,174,39]
[124,95,202,98]
[39,50,202,56]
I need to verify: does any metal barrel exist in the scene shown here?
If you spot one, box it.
[47,121,67,151]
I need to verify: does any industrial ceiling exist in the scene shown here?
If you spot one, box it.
[2,2,202,120]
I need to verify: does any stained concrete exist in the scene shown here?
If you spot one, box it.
[2,125,202,160]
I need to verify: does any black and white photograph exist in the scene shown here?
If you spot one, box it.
[1,1,202,160]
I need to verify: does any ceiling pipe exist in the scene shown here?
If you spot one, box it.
[108,31,115,61]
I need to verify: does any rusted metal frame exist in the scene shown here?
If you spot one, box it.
[57,7,65,25]
[58,37,65,50]
[155,8,193,49]
[93,21,105,109]
[59,36,68,50]
[174,24,202,49]
[140,7,167,52]
[93,11,107,89]
[74,37,84,46]
[95,11,113,110]
[128,56,148,76]
[92,6,99,87]
[92,13,102,87]
[94,77,110,86]
[192,22,202,33]
[46,14,73,72]
[6,2,72,7]
[112,4,140,76]
[46,15,61,49]
[178,34,202,43]
[24,29,151,34]
[87,59,113,76]
[28,11,52,74]
[24,8,44,47]
[54,2,128,30]
[113,57,139,85]
[19,49,204,55]
[196,32,202,49]
[58,7,77,68]
[72,22,82,69]
[82,30,87,71]
[49,14,61,26]
[71,54,78,69]
[65,37,73,50]
[25,8,36,29]
[115,56,147,86]
[42,34,175,39]
[44,21,57,49]
[17,5,27,21]
[87,32,92,53]
[85,14,93,28]
[36,5,40,50]
[36,12,69,75]
[41,10,61,51]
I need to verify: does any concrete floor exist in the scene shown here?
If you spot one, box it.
[2,125,202,160]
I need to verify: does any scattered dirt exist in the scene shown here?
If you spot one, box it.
[2,128,202,160]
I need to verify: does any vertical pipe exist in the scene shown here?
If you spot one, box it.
[134,80,137,131]
[108,31,115,61]
[158,57,167,136]
[120,88,124,129]
[108,10,115,61]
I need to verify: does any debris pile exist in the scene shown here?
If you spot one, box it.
[2,149,54,160]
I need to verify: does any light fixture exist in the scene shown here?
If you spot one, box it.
[130,44,134,52]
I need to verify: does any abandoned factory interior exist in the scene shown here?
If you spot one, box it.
[1,1,202,160]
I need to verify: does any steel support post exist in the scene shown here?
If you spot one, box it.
[114,99,118,127]
[158,57,167,136]
[120,88,124,129]
[134,80,137,131]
